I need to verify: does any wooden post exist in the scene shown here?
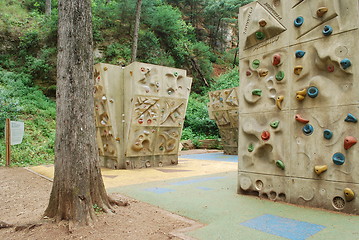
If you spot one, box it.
[5,118,10,166]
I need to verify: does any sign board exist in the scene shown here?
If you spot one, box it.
[10,121,24,145]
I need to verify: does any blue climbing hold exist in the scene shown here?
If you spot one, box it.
[322,25,333,36]
[302,124,314,136]
[307,86,319,98]
[294,16,304,27]
[323,129,333,140]
[340,58,352,70]
[345,113,358,123]
[332,152,345,165]
[295,50,306,58]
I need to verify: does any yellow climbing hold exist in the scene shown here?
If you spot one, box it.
[276,96,284,110]
[344,188,355,202]
[314,165,327,175]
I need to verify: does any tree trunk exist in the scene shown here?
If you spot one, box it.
[131,0,142,62]
[45,0,51,16]
[44,0,113,224]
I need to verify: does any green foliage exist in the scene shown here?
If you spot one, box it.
[144,3,194,67]
[183,93,219,140]
[0,69,55,166]
[209,67,239,91]
[100,42,132,65]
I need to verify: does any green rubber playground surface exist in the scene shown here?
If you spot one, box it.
[30,152,359,239]
[108,153,359,240]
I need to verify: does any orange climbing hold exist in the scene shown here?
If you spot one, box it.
[295,114,309,123]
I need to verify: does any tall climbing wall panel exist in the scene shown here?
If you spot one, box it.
[238,0,359,214]
[208,87,240,155]
[94,62,192,169]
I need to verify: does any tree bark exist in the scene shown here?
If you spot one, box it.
[131,0,142,62]
[44,0,113,224]
[45,0,51,16]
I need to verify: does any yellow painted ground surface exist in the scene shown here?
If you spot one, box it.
[28,157,237,189]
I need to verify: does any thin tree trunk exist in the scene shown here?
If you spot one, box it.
[131,0,142,62]
[45,0,51,16]
[44,0,113,225]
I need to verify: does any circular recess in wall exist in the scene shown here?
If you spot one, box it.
[240,176,252,191]
[255,180,264,190]
[269,191,277,200]
[332,196,345,210]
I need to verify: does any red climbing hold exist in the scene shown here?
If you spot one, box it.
[272,54,281,66]
[344,136,357,150]
[261,131,270,141]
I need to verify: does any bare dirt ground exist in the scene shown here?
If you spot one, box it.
[0,167,200,240]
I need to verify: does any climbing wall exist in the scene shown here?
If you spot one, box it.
[94,62,192,169]
[238,0,359,214]
[208,87,240,155]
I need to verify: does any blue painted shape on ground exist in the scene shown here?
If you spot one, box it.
[180,152,238,162]
[196,186,213,191]
[144,187,175,194]
[170,176,225,186]
[240,214,325,240]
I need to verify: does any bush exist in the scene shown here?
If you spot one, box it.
[0,69,55,166]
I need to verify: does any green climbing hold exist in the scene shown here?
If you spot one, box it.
[174,72,178,77]
[255,31,265,40]
[270,120,280,129]
[276,160,285,170]
[252,89,262,96]
[252,59,260,69]
[275,71,285,81]
[248,144,254,152]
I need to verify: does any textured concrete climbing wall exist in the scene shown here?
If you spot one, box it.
[208,87,240,155]
[94,62,192,169]
[238,0,359,214]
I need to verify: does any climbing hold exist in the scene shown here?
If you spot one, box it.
[307,86,319,98]
[252,59,260,69]
[317,7,328,17]
[332,152,345,165]
[314,165,328,175]
[296,95,305,101]
[344,136,357,150]
[340,58,352,70]
[261,131,270,141]
[252,89,262,96]
[103,67,108,71]
[327,65,334,72]
[138,119,144,124]
[345,113,357,123]
[296,88,307,101]
[147,119,152,124]
[259,19,267,27]
[272,54,281,66]
[302,124,314,135]
[174,72,178,77]
[275,160,285,170]
[258,69,269,77]
[246,70,252,76]
[276,96,284,110]
[323,129,333,140]
[295,114,309,124]
[344,188,355,202]
[275,71,285,81]
[295,50,306,58]
[255,31,265,40]
[294,16,304,27]
[270,120,280,129]
[322,25,333,36]
[248,143,254,152]
[294,66,303,75]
